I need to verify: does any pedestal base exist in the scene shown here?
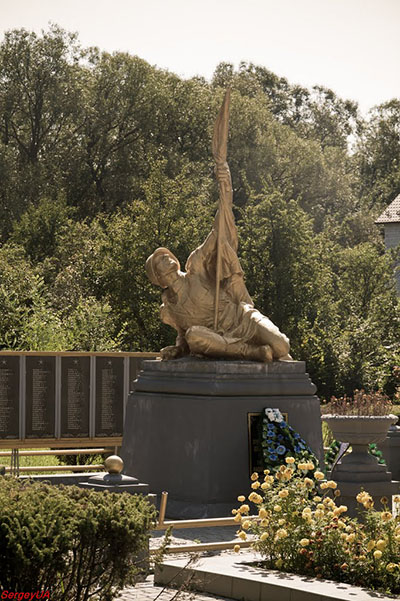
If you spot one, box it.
[121,358,322,518]
[327,478,400,518]
[379,426,400,482]
[79,472,150,494]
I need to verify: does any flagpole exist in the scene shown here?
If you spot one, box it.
[212,89,231,331]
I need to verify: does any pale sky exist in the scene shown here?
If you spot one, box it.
[1,0,399,115]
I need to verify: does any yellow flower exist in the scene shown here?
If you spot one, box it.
[251,472,259,481]
[275,528,288,540]
[337,520,346,529]
[367,540,375,552]
[239,504,250,514]
[261,519,269,527]
[234,544,240,553]
[381,511,392,522]
[314,471,324,480]
[263,469,270,475]
[238,530,247,541]
[237,495,246,502]
[264,475,274,484]
[334,489,341,497]
[297,462,307,471]
[278,489,289,498]
[285,456,295,464]
[251,481,261,489]
[373,550,382,560]
[300,538,310,547]
[274,504,282,512]
[275,558,283,569]
[283,468,294,480]
[356,491,368,503]
[393,495,400,503]
[304,478,314,488]
[346,533,356,543]
[232,509,237,515]
[278,518,286,526]
[249,493,263,504]
[242,520,251,530]
[376,539,386,551]
[315,509,324,519]
[261,482,271,490]
[234,514,242,523]
[386,563,397,572]
[314,496,321,502]
[395,534,400,543]
[316,503,325,510]
[320,482,328,490]
[363,496,374,509]
[258,508,267,519]
[260,532,268,541]
[327,480,337,489]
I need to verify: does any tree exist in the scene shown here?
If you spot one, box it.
[357,99,400,213]
[0,26,84,231]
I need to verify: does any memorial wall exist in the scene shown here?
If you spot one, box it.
[0,352,157,447]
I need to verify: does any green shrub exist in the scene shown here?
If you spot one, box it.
[0,478,156,599]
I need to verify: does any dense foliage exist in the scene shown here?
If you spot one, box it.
[0,26,399,398]
[0,478,156,599]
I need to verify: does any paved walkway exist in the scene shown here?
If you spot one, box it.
[119,526,239,601]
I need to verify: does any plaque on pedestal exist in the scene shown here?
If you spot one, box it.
[95,357,123,437]
[0,357,19,439]
[25,357,55,438]
[61,357,90,438]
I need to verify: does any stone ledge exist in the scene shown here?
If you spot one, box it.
[155,551,394,601]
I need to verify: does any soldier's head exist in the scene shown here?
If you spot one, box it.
[145,248,181,288]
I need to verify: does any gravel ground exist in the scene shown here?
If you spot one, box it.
[118,526,240,601]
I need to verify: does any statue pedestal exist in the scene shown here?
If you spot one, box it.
[121,358,322,518]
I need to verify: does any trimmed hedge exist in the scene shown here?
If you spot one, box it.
[0,478,156,600]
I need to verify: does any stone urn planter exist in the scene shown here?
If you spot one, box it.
[322,414,398,482]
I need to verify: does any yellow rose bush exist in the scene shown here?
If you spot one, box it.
[233,465,400,595]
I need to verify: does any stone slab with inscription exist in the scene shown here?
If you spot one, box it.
[25,357,55,438]
[61,356,90,438]
[122,358,322,519]
[0,356,19,439]
[95,357,123,437]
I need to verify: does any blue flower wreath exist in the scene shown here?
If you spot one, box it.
[260,408,319,472]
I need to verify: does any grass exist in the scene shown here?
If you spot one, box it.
[0,449,105,474]
[0,449,57,468]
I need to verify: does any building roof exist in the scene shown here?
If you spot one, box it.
[376,194,400,224]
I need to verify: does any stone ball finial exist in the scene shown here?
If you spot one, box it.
[104,455,124,474]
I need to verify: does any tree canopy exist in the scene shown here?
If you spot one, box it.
[0,26,398,398]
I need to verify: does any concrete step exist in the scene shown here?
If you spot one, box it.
[155,551,393,601]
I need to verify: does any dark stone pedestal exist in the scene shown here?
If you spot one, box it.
[121,358,322,518]
[79,472,150,494]
[379,425,400,483]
